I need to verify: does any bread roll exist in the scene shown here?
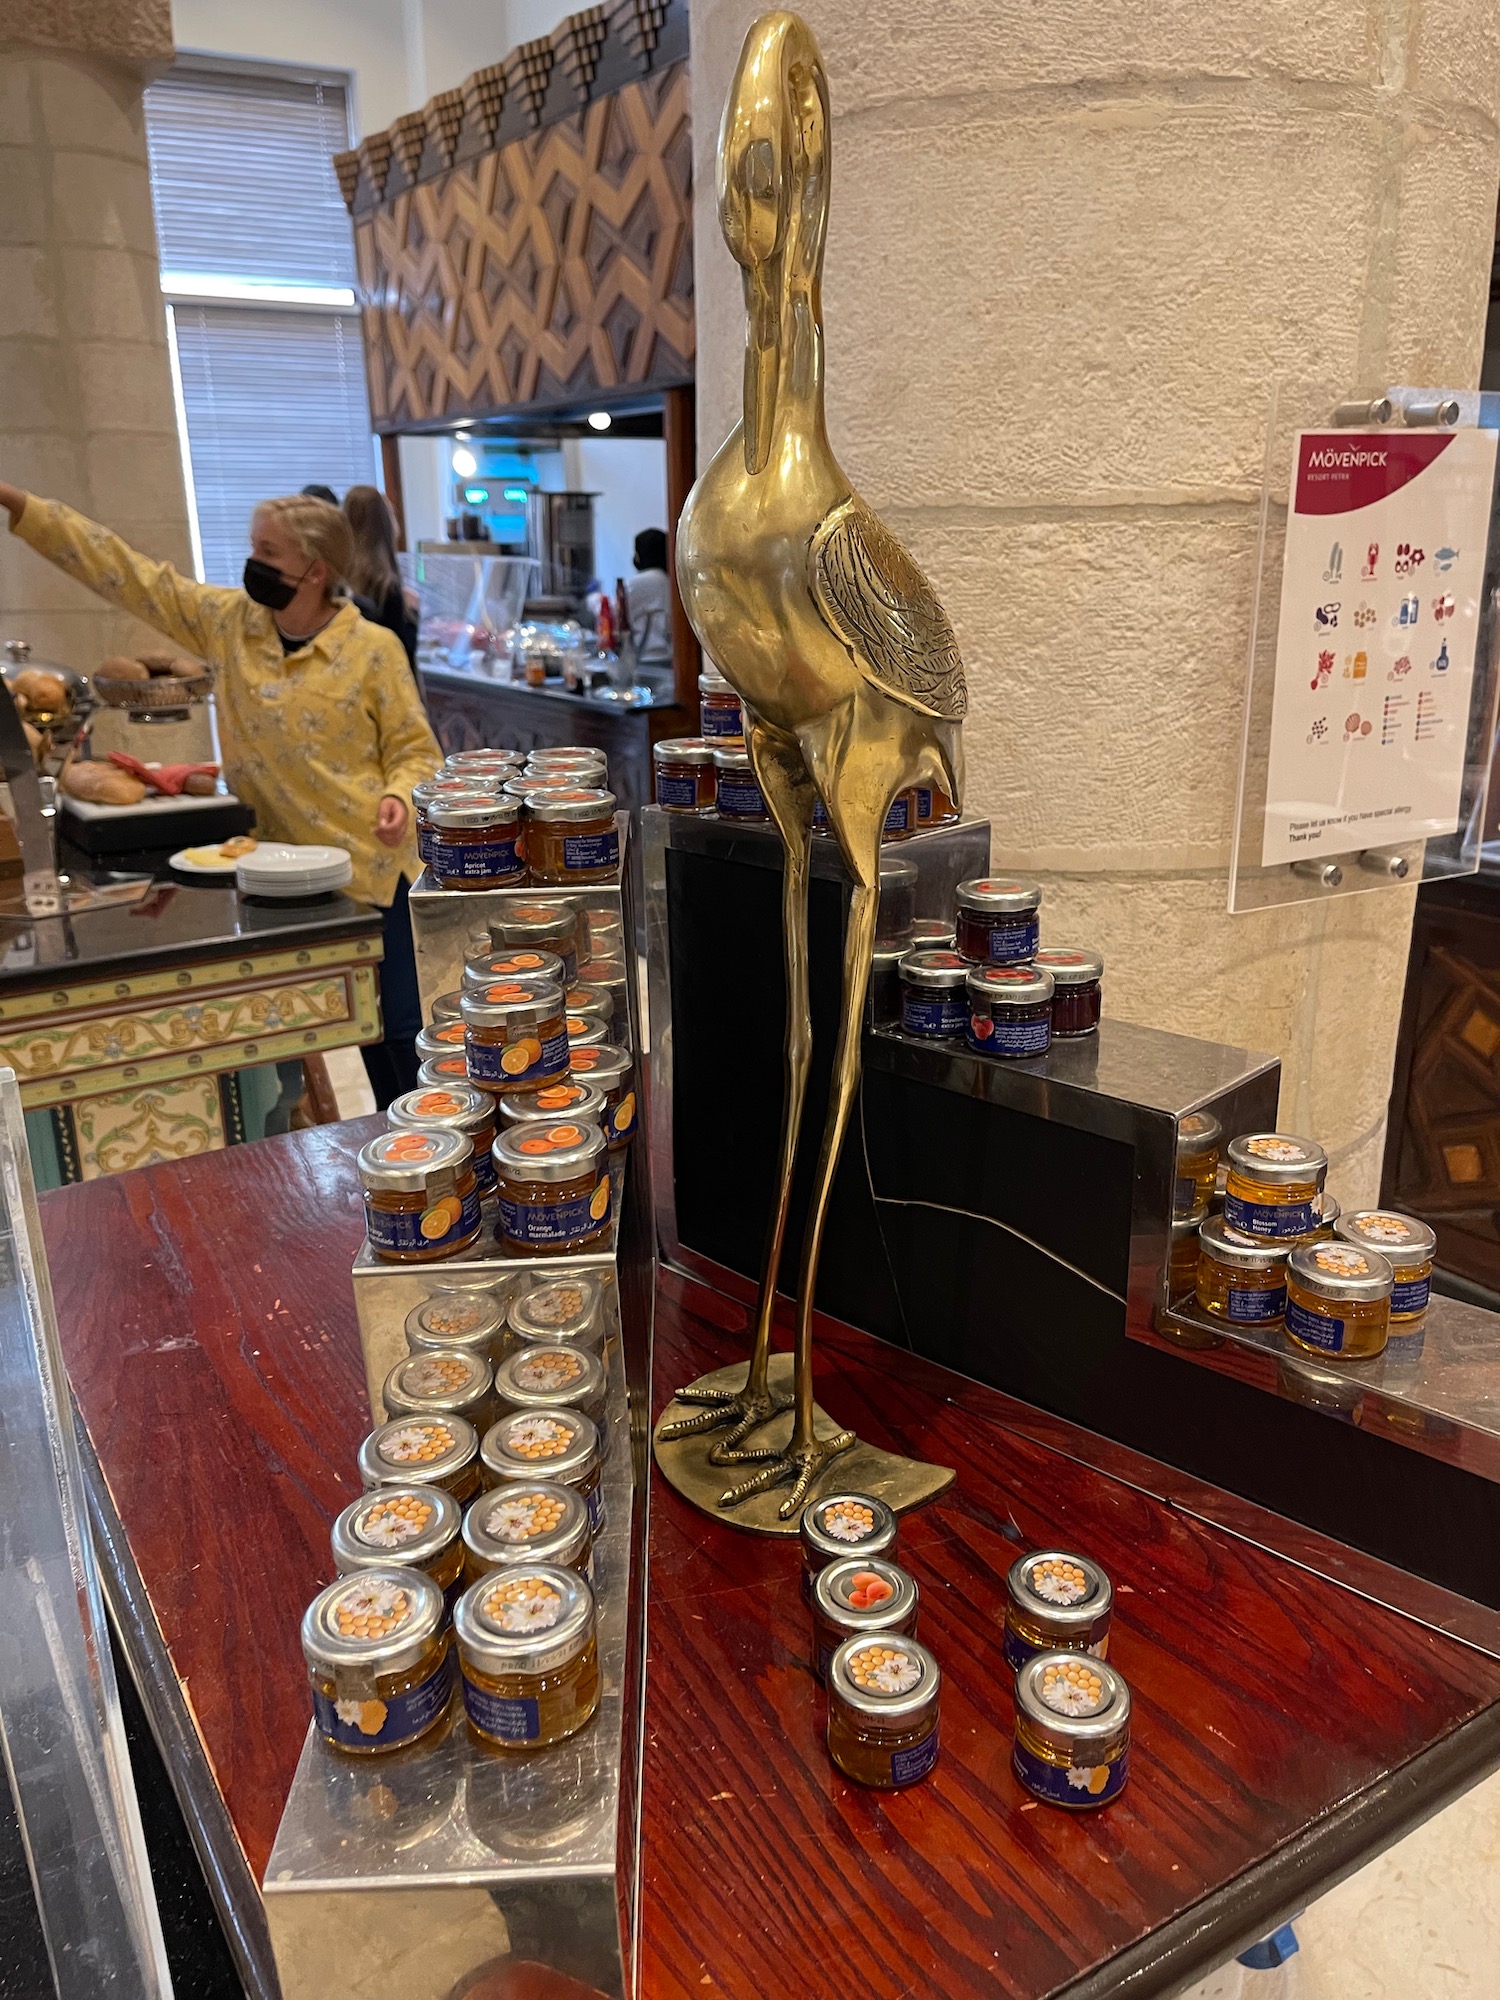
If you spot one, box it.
[137,653,178,677]
[96,656,151,684]
[181,772,217,796]
[11,669,70,711]
[167,657,206,680]
[62,762,147,807]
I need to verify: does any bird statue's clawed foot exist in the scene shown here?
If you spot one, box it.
[716,1428,857,1520]
[656,1378,793,1455]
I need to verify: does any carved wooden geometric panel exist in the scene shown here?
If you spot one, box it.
[354,62,693,429]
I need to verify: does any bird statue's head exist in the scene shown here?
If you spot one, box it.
[717,11,829,475]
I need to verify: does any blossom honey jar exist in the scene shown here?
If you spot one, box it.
[955,877,1042,965]
[1035,947,1104,1039]
[358,1414,482,1504]
[1004,1551,1113,1670]
[489,903,580,985]
[462,1480,593,1583]
[826,1634,940,1790]
[427,795,526,891]
[966,964,1055,1059]
[455,1565,600,1750]
[493,1343,608,1438]
[653,736,717,812]
[382,1348,495,1435]
[507,1275,605,1355]
[1308,1193,1342,1242]
[405,1289,507,1364]
[460,980,569,1093]
[714,744,768,820]
[493,1120,611,1255]
[303,1567,454,1754]
[525,789,620,885]
[481,1406,605,1534]
[358,1129,481,1263]
[1174,1111,1222,1222]
[1335,1210,1436,1323]
[567,1044,636,1149]
[897,949,969,1038]
[463,947,565,994]
[799,1492,898,1606]
[698,661,743,740]
[1195,1214,1288,1327]
[331,1487,464,1608]
[388,1084,498,1199]
[1222,1133,1328,1243]
[1013,1652,1131,1809]
[1284,1240,1394,1359]
[811,1556,918,1684]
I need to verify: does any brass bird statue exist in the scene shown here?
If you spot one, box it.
[664,9,967,1517]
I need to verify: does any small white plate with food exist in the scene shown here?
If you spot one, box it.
[169,836,259,876]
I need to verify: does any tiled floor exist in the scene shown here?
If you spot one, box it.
[324,1045,375,1119]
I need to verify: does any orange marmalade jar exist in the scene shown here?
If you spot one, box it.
[497,1078,608,1131]
[567,1043,636,1150]
[388,1084,497,1199]
[524,789,620,885]
[358,1129,481,1262]
[462,947,565,994]
[493,1120,611,1255]
[488,902,580,984]
[459,980,569,1093]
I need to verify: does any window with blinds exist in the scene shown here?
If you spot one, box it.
[143,62,375,582]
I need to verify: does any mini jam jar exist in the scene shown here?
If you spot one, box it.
[382,1348,495,1435]
[955,877,1043,965]
[910,917,956,948]
[461,1480,593,1584]
[481,1407,605,1534]
[1035,947,1104,1039]
[1335,1210,1436,1322]
[359,1414,482,1505]
[1284,1240,1394,1360]
[567,1044,637,1149]
[447,748,524,774]
[504,774,577,804]
[429,988,466,1023]
[966,964,1055,1060]
[498,1078,608,1134]
[463,947,566,994]
[1013,1652,1131,1810]
[714,745,768,820]
[388,1084,498,1198]
[419,1054,485,1096]
[492,1343,608,1438]
[566,1016,610,1050]
[460,980,570,1093]
[454,1564,600,1750]
[525,790,620,885]
[358,1129,482,1263]
[914,784,960,829]
[427,795,526,891]
[564,982,613,1031]
[405,1289,507,1363]
[493,1120,611,1255]
[897,949,969,1038]
[525,744,608,774]
[303,1566,454,1754]
[1223,1133,1328,1243]
[653,736,717,812]
[698,662,743,740]
[880,788,919,840]
[1305,1193,1341,1243]
[876,856,919,945]
[826,1634,940,1790]
[488,902,581,985]
[507,1275,605,1354]
[1195,1214,1288,1325]
[415,1019,471,1067]
[413,778,497,863]
[332,1486,465,1607]
[799,1492,898,1606]
[811,1556,918,1684]
[1003,1551,1113,1671]
[1174,1111,1223,1222]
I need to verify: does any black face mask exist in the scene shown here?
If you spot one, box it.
[243,556,303,612]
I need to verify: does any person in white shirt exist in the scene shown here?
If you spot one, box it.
[624,529,673,670]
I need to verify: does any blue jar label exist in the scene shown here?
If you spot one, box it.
[466,1025,570,1087]
[1013,1738,1127,1808]
[700,702,742,738]
[314,1649,454,1749]
[1391,1275,1430,1315]
[472,1145,496,1195]
[429,834,524,884]
[901,991,967,1038]
[585,1483,605,1534]
[1222,1192,1317,1239]
[1173,1174,1200,1218]
[969,1013,1050,1058]
[1285,1296,1345,1351]
[417,822,434,862]
[888,1729,940,1786]
[364,1180,480,1255]
[462,1677,541,1744]
[561,829,619,872]
[980,915,1040,963]
[1227,1282,1286,1323]
[717,775,765,817]
[656,772,700,808]
[884,796,913,834]
[606,1087,637,1146]
[915,787,933,820]
[498,1177,611,1248]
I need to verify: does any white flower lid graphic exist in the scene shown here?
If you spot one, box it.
[506,1415,571,1454]
[1040,1662,1104,1717]
[1031,1560,1089,1606]
[485,1494,552,1541]
[1361,1214,1414,1244]
[514,1350,584,1392]
[484,1578,563,1634]
[357,1498,431,1547]
[847,1645,922,1696]
[821,1500,876,1542]
[1314,1244,1371,1278]
[1245,1136,1309,1164]
[383,1421,455,1463]
[335,1578,413,1633]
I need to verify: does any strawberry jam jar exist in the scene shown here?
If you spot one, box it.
[955,877,1043,965]
[966,964,1055,1059]
[1035,946,1104,1038]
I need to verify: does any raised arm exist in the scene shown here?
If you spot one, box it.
[0,483,243,662]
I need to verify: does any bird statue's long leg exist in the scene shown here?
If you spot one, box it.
[658,725,815,1458]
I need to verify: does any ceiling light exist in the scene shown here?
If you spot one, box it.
[586,411,612,431]
[452,446,478,477]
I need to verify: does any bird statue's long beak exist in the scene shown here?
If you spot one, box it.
[742,260,780,476]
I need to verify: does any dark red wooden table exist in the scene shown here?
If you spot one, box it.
[40,1123,1500,2000]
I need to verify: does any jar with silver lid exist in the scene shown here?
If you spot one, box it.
[826,1633,940,1790]
[331,1486,464,1607]
[461,1480,592,1583]
[1013,1652,1131,1808]
[460,979,569,1093]
[419,1052,482,1094]
[1194,1214,1288,1327]
[358,1128,481,1263]
[713,743,768,820]
[454,1563,601,1749]
[653,735,717,812]
[405,1289,507,1362]
[388,1083,498,1198]
[1175,1111,1223,1222]
[955,877,1043,966]
[897,948,969,1039]
[382,1347,495,1434]
[507,1274,605,1353]
[487,902,580,984]
[447,747,523,772]
[526,744,608,773]
[811,1556,919,1684]
[565,1044,636,1149]
[564,982,613,1029]
[1335,1209,1436,1322]
[1223,1133,1328,1243]
[427,794,526,890]
[1284,1239,1393,1360]
[493,1343,608,1438]
[481,1406,604,1534]
[429,988,466,1023]
[358,1413,482,1504]
[1034,946,1104,1039]
[498,1078,608,1132]
[875,855,919,946]
[1004,1550,1113,1670]
[800,1492,898,1606]
[302,1566,454,1753]
[966,963,1055,1059]
[909,916,956,949]
[493,1119,611,1255]
[463,947,565,993]
[525,788,620,885]
[414,1019,470,1066]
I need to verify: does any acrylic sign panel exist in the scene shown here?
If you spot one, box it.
[1261,427,1498,866]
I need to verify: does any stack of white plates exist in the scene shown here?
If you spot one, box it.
[236,843,353,899]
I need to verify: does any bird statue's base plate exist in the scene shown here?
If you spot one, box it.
[652,1354,954,1536]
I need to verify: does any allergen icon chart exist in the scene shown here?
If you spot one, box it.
[1260,426,1498,867]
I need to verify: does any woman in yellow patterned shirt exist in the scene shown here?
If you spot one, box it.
[0,482,442,1105]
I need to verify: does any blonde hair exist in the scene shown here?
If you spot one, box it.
[254,494,355,596]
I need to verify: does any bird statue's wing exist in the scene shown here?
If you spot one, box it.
[810,497,967,721]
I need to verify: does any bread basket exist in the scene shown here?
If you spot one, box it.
[92,668,214,710]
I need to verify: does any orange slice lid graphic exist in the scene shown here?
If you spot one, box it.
[413,1090,462,1115]
[386,1132,438,1162]
[484,982,541,1003]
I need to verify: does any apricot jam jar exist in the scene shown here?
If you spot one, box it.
[698,662,743,740]
[714,745,768,820]
[1195,1214,1288,1327]
[405,1289,507,1363]
[1223,1133,1328,1243]
[526,744,608,774]
[359,1414,482,1504]
[1284,1241,1393,1359]
[413,777,497,864]
[455,1565,600,1749]
[653,736,717,812]
[1174,1111,1222,1222]
[811,1556,918,1684]
[507,1275,605,1354]
[1004,1551,1113,1671]
[460,980,569,1093]
[463,947,565,994]
[331,1487,464,1607]
[461,1479,593,1584]
[525,789,619,884]
[567,1044,636,1149]
[481,1407,604,1533]
[488,902,580,984]
[427,795,526,890]
[498,1078,608,1135]
[302,1567,453,1753]
[897,948,969,1038]
[1335,1210,1436,1322]
[358,1129,481,1262]
[493,1120,611,1255]
[381,1348,494,1435]
[800,1492,898,1606]
[1035,947,1104,1038]
[493,1343,608,1437]
[447,748,523,774]
[1013,1652,1130,1809]
[389,1084,497,1197]
[955,877,1043,965]
[827,1635,940,1790]
[966,964,1055,1059]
